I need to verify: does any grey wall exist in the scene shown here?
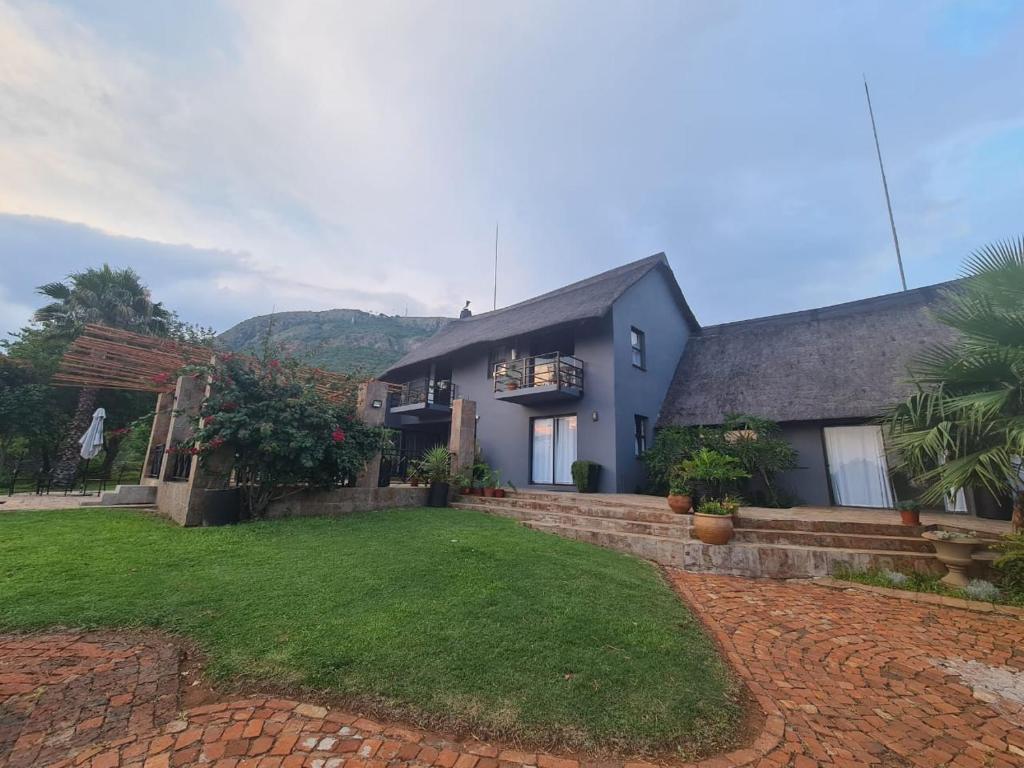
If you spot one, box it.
[777,422,832,506]
[611,269,693,493]
[448,315,619,492]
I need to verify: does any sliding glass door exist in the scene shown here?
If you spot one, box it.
[531,415,577,485]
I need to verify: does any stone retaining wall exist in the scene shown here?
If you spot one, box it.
[265,486,429,519]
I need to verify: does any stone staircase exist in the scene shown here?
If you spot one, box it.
[450,491,958,578]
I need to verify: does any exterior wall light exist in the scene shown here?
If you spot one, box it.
[371,399,383,409]
[592,411,599,422]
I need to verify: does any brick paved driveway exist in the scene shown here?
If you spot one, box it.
[2,575,1023,768]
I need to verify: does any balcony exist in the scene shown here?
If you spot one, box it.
[389,377,457,418]
[493,352,583,404]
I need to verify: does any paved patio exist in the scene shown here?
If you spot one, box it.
[2,576,1022,767]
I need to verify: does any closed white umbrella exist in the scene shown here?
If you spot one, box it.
[78,407,106,460]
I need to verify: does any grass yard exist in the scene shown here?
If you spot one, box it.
[0,507,742,756]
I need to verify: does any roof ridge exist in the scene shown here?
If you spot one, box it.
[456,252,666,323]
[695,279,961,337]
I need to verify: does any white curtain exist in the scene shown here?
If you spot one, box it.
[824,426,895,508]
[532,419,554,484]
[554,416,577,485]
[532,416,577,484]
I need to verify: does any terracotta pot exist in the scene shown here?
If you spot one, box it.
[693,513,734,545]
[921,531,982,587]
[899,509,920,526]
[459,487,471,495]
[483,487,496,498]
[471,487,483,496]
[493,488,506,498]
[667,494,693,514]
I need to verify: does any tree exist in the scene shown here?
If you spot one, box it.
[886,237,1024,532]
[33,265,173,485]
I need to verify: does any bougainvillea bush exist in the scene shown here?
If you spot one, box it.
[180,352,386,516]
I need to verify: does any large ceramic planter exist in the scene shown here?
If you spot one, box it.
[921,531,982,587]
[693,513,734,545]
[667,494,693,514]
[427,481,450,508]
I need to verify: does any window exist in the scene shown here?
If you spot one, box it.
[531,415,577,484]
[487,345,513,378]
[630,327,646,370]
[634,415,648,457]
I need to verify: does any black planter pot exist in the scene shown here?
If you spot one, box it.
[201,488,241,526]
[427,481,450,508]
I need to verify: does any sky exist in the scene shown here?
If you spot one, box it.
[2,0,1023,338]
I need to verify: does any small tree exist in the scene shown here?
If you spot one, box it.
[182,352,386,517]
[887,237,1024,531]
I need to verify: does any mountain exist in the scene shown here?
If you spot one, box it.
[218,309,450,374]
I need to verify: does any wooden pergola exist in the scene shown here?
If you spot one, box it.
[52,324,361,402]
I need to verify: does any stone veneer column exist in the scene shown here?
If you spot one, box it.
[140,391,174,485]
[448,399,477,474]
[354,380,389,488]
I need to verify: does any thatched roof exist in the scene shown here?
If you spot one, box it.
[658,281,960,426]
[382,253,698,378]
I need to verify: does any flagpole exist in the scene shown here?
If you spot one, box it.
[864,77,907,291]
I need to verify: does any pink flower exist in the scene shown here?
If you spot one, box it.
[208,436,225,449]
[151,372,171,385]
[203,415,215,426]
[331,429,346,444]
[221,402,238,412]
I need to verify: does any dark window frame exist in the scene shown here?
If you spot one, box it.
[630,327,646,370]
[528,412,578,486]
[634,414,648,457]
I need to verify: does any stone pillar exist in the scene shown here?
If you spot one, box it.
[140,391,174,485]
[448,399,477,474]
[355,380,389,488]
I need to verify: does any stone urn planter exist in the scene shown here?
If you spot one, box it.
[667,494,693,514]
[921,530,983,587]
[693,511,734,545]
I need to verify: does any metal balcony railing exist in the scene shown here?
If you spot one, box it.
[393,377,457,409]
[493,352,584,394]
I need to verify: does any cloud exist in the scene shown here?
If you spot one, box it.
[0,0,1022,336]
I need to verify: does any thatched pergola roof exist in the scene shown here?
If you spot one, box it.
[52,324,361,402]
[658,281,961,427]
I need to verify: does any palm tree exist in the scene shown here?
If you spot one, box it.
[36,265,172,486]
[887,237,1024,531]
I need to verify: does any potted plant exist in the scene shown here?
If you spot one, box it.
[571,460,602,493]
[667,468,693,514]
[419,446,452,508]
[678,449,749,502]
[482,468,499,497]
[921,529,984,586]
[896,499,921,526]
[693,500,734,545]
[721,495,742,517]
[452,469,472,495]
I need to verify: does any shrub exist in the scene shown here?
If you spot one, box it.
[571,460,601,493]
[182,352,386,517]
[996,533,1024,593]
[896,500,921,512]
[418,446,452,485]
[882,570,909,586]
[963,579,1001,602]
[678,449,749,501]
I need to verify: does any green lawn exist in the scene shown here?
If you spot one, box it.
[0,507,741,756]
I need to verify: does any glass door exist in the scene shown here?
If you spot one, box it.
[531,415,577,484]
[823,425,895,508]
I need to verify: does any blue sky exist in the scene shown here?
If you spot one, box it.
[2,0,1023,337]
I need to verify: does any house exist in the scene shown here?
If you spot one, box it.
[379,253,962,509]
[380,254,696,493]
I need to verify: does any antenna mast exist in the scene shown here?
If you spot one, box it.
[864,77,907,291]
[493,222,499,310]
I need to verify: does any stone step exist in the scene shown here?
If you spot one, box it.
[522,522,688,567]
[451,501,690,539]
[524,520,944,578]
[450,493,682,524]
[81,484,157,507]
[734,514,927,538]
[732,527,935,553]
